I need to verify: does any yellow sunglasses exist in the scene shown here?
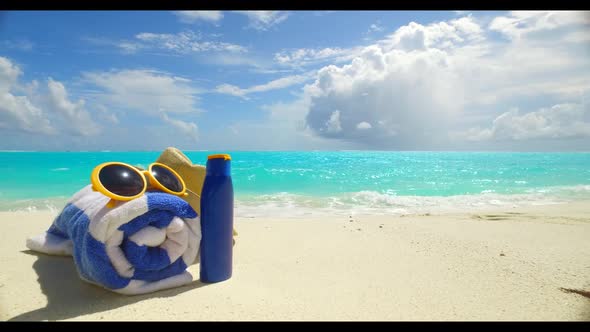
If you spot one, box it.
[91,162,188,208]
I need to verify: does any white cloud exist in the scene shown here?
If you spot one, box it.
[234,11,289,31]
[215,84,246,98]
[173,11,224,24]
[368,23,384,34]
[249,68,295,75]
[5,12,590,151]
[83,69,202,115]
[464,103,590,141]
[97,104,119,124]
[380,16,484,51]
[197,53,268,69]
[304,44,464,146]
[83,30,246,56]
[247,73,313,93]
[0,57,55,135]
[206,97,355,150]
[0,91,56,135]
[161,113,198,141]
[275,16,485,68]
[292,12,590,149]
[46,78,101,136]
[0,57,205,150]
[312,11,336,17]
[80,36,143,55]
[489,11,590,40]
[357,121,372,130]
[0,57,104,137]
[135,31,247,54]
[0,56,20,92]
[116,41,143,54]
[2,39,34,51]
[324,110,342,133]
[274,47,359,67]
[215,72,314,98]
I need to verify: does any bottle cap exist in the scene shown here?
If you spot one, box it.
[208,154,231,160]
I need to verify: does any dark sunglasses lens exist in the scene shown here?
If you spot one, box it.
[99,165,144,197]
[151,165,183,193]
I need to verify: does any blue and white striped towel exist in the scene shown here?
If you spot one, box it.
[26,184,201,295]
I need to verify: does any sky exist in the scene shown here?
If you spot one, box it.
[0,10,589,151]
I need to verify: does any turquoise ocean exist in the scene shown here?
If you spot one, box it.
[1,151,590,217]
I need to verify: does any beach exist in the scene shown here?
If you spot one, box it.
[1,201,589,321]
[3,7,590,322]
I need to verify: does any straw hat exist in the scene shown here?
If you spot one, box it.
[155,147,206,215]
[155,147,237,242]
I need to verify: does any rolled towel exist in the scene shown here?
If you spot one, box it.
[26,184,201,295]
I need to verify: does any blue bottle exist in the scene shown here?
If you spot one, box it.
[200,154,233,283]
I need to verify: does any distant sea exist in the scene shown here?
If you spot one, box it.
[1,151,590,217]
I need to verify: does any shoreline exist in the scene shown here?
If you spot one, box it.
[1,201,589,321]
[2,186,590,217]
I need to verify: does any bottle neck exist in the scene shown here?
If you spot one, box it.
[206,158,231,176]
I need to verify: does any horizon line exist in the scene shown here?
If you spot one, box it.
[1,149,590,153]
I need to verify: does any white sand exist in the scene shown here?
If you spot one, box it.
[1,202,589,321]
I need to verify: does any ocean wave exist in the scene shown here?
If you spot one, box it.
[0,197,68,213]
[2,185,589,217]
[235,185,590,218]
[51,167,70,171]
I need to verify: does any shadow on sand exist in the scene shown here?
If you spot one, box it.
[9,250,207,321]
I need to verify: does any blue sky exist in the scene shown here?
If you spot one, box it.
[1,10,589,151]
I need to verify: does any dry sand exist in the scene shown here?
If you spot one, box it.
[1,202,589,321]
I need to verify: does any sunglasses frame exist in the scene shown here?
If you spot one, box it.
[91,162,188,207]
